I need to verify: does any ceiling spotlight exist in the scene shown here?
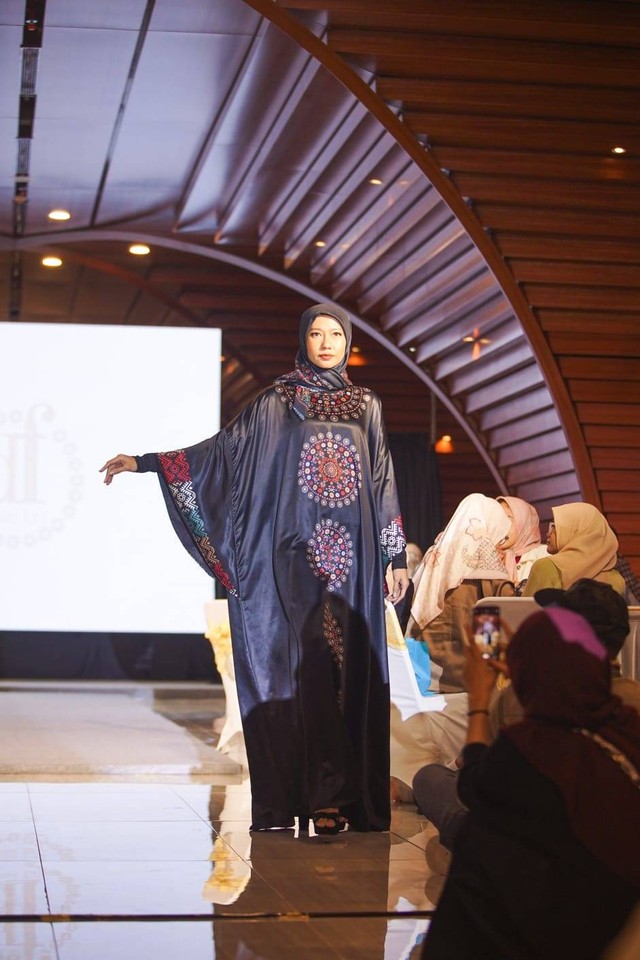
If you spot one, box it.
[41,255,62,268]
[314,240,326,248]
[368,178,383,185]
[408,345,417,354]
[611,146,626,155]
[129,243,150,256]
[48,209,71,221]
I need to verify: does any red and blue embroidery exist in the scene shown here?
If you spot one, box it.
[158,450,237,595]
[307,518,354,592]
[298,431,362,508]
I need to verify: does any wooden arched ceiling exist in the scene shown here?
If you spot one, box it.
[1,0,638,569]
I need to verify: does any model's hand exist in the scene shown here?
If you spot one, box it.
[389,568,409,604]
[99,454,137,485]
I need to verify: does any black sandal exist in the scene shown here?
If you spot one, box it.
[312,809,347,836]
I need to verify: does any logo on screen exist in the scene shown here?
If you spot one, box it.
[0,404,83,548]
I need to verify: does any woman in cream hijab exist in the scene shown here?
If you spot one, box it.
[409,493,514,694]
[522,501,624,596]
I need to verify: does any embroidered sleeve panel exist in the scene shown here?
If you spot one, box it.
[380,515,407,567]
[157,449,237,595]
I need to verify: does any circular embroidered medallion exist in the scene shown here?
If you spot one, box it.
[307,518,354,591]
[298,431,362,508]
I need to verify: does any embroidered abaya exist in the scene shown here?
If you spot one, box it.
[135,304,406,831]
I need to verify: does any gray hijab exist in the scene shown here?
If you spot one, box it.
[296,302,352,389]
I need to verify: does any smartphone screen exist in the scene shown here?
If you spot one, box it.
[472,606,501,660]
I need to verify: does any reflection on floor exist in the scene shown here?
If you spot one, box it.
[0,685,443,959]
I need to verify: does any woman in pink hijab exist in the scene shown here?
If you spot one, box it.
[496,496,548,592]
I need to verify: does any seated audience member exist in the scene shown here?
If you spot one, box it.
[409,493,515,694]
[389,542,423,635]
[616,553,640,605]
[422,607,640,960]
[522,501,624,596]
[406,541,425,580]
[414,579,638,851]
[496,495,548,592]
[389,500,513,802]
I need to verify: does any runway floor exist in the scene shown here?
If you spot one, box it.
[0,684,440,959]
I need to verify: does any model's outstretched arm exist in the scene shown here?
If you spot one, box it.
[99,454,137,485]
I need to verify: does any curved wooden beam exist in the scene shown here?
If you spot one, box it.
[238,0,598,507]
[10,229,507,491]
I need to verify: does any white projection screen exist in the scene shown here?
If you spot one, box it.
[0,322,220,633]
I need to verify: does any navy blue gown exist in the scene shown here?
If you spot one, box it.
[136,362,406,831]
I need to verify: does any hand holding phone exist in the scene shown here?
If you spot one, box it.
[471,606,501,660]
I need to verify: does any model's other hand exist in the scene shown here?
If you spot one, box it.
[99,454,137,485]
[389,568,410,604]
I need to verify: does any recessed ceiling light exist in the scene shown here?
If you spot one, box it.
[129,243,150,256]
[408,346,417,354]
[612,146,626,155]
[351,345,361,354]
[48,209,70,221]
[314,240,326,248]
[41,255,62,267]
[368,178,383,185]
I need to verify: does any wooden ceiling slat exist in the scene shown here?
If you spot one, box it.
[328,30,640,75]
[378,78,640,123]
[591,448,640,469]
[258,97,370,253]
[602,491,640,513]
[596,470,640,492]
[357,239,479,315]
[515,472,581,505]
[463,363,544,412]
[489,407,563,450]
[415,296,512,364]
[498,236,640,264]
[605,513,640,536]
[479,386,553,431]
[441,339,532,390]
[405,113,640,154]
[311,178,440,288]
[478,204,640,238]
[569,380,640,403]
[577,403,640,426]
[284,128,401,268]
[497,428,569,468]
[525,285,640,311]
[506,448,576,486]
[285,0,640,44]
[551,336,640,358]
[347,222,470,311]
[539,314,640,337]
[584,425,640,447]
[513,260,640,288]
[436,149,640,184]
[453,174,640,214]
[561,357,640,379]
[180,292,308,312]
[384,270,495,333]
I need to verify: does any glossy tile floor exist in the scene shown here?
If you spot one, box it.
[0,686,442,959]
